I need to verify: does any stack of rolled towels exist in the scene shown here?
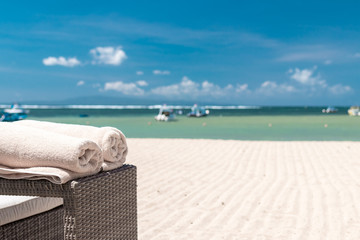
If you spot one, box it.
[0,120,128,184]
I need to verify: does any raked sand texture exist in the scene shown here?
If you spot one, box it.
[126,139,360,240]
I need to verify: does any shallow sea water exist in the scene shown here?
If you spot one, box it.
[28,114,360,141]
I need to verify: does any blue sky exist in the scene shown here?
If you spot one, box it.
[1,0,359,105]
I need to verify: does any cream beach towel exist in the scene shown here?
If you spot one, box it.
[14,120,128,171]
[0,122,103,184]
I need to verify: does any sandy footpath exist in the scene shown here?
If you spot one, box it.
[126,138,360,240]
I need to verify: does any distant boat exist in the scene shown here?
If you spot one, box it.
[155,105,176,121]
[0,104,29,122]
[348,106,360,116]
[187,104,210,117]
[322,107,338,113]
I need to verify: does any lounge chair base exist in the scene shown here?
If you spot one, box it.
[0,164,137,240]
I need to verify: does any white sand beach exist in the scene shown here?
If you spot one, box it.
[126,138,360,240]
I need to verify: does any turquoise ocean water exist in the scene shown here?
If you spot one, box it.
[12,105,360,141]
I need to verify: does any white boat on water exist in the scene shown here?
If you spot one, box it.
[0,104,29,122]
[155,105,176,121]
[348,106,360,116]
[187,104,209,117]
[322,106,338,113]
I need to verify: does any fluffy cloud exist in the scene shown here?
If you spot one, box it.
[103,67,352,100]
[104,81,144,95]
[90,46,127,65]
[136,80,148,86]
[151,76,195,96]
[235,84,249,93]
[201,81,218,94]
[201,81,241,97]
[136,71,144,75]
[153,70,170,75]
[290,68,313,84]
[289,66,327,89]
[151,76,243,98]
[257,81,296,95]
[288,66,352,95]
[77,80,85,86]
[43,56,81,67]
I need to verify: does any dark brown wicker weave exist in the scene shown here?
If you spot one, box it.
[0,164,137,240]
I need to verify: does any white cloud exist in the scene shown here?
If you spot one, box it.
[77,80,85,86]
[136,80,148,86]
[90,46,127,65]
[324,60,332,65]
[43,56,81,67]
[151,76,245,99]
[201,80,215,92]
[201,80,229,97]
[235,84,249,93]
[153,70,170,75]
[290,67,315,85]
[136,71,144,75]
[288,66,353,96]
[104,81,144,95]
[328,84,352,95]
[289,66,327,87]
[151,76,197,96]
[260,81,277,90]
[257,81,296,95]
[151,83,182,96]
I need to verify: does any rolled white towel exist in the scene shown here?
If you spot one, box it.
[14,120,128,171]
[0,122,103,184]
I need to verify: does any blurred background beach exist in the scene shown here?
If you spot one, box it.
[4,104,359,141]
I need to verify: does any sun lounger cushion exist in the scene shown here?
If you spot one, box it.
[0,196,63,226]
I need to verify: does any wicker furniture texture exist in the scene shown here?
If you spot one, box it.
[0,164,137,240]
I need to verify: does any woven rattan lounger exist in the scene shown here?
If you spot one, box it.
[0,164,137,240]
